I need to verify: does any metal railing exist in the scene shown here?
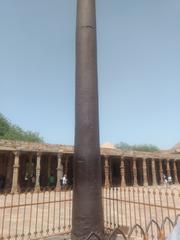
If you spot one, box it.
[0,188,72,240]
[0,186,180,240]
[103,186,180,239]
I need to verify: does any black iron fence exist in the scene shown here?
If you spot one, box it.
[0,188,72,240]
[103,186,180,240]
[0,186,180,240]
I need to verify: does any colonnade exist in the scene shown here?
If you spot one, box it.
[0,151,66,193]
[0,151,180,193]
[103,156,180,187]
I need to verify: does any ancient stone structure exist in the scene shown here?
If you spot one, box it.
[0,140,180,192]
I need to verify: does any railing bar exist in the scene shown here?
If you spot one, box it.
[21,192,27,240]
[172,191,177,221]
[63,188,67,232]
[15,192,21,240]
[46,190,51,236]
[1,193,7,239]
[102,197,180,211]
[28,192,33,238]
[148,188,153,239]
[0,198,72,210]
[120,187,123,226]
[112,187,116,228]
[127,188,132,229]
[52,189,56,234]
[116,188,119,227]
[109,188,112,228]
[137,188,142,229]
[142,188,147,229]
[58,188,61,232]
[8,193,14,239]
[105,187,108,228]
[34,190,40,238]
[166,188,171,234]
[132,187,137,234]
[124,187,128,227]
[68,189,72,230]
[40,190,46,238]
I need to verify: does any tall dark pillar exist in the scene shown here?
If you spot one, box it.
[72,0,104,239]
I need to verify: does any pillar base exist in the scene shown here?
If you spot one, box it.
[133,184,138,187]
[11,186,20,194]
[34,186,41,193]
[55,186,62,192]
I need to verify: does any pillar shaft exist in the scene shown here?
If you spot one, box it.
[143,158,148,186]
[72,0,104,239]
[56,152,63,190]
[120,157,126,187]
[104,156,110,188]
[159,160,163,185]
[133,158,138,186]
[166,159,171,178]
[35,152,41,192]
[173,160,178,184]
[11,151,20,193]
[28,154,33,187]
[152,159,157,186]
[64,155,69,176]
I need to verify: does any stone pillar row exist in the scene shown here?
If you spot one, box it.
[103,156,179,188]
[4,152,180,192]
[10,151,65,193]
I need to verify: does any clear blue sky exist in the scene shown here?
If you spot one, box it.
[0,0,180,149]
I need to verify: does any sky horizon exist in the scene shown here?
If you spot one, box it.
[0,0,180,150]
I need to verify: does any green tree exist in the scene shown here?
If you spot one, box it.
[0,113,43,143]
[116,142,159,152]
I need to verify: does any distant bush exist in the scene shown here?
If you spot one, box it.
[115,142,159,152]
[0,113,43,143]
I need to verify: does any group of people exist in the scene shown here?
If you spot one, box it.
[162,174,172,185]
[48,173,68,188]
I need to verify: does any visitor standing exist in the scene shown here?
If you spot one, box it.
[62,174,68,189]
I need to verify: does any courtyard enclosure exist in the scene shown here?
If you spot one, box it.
[1,140,180,193]
[0,186,180,240]
[1,141,180,239]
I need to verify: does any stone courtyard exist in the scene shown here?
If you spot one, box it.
[0,185,179,240]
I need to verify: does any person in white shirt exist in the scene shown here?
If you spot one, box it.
[62,174,68,189]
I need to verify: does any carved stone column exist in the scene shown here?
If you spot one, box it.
[56,151,63,191]
[152,158,157,186]
[173,160,179,184]
[64,155,69,176]
[28,154,33,188]
[143,158,148,186]
[104,156,110,188]
[159,159,163,185]
[35,152,41,192]
[11,151,20,193]
[121,157,126,187]
[166,159,171,178]
[133,158,138,186]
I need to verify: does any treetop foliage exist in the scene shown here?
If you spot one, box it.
[115,142,160,152]
[0,113,44,143]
